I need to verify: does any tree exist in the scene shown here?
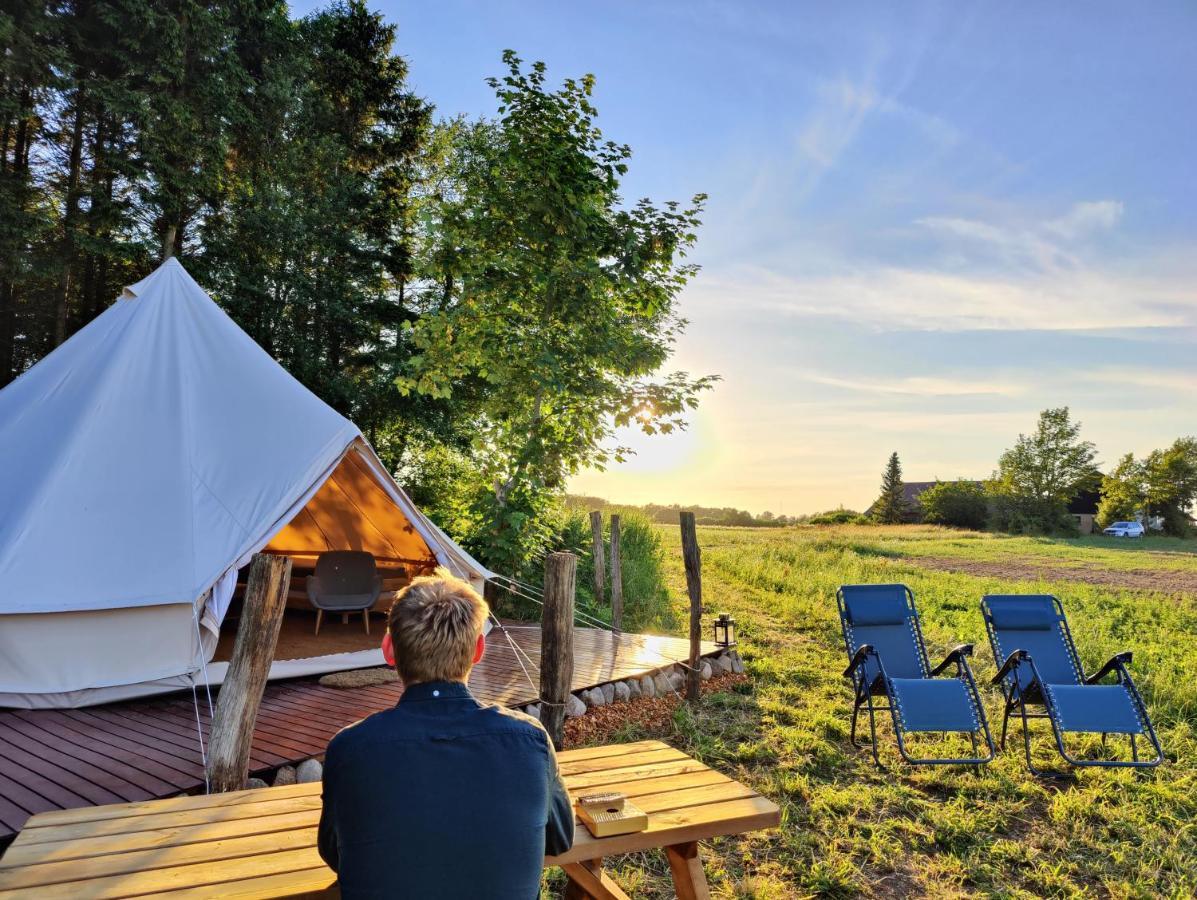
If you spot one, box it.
[1144,438,1197,535]
[872,452,907,524]
[398,53,714,576]
[920,480,988,530]
[1097,453,1145,529]
[989,407,1098,534]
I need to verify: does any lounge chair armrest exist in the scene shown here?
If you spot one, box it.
[930,643,974,676]
[991,649,1029,685]
[1086,650,1134,684]
[842,644,876,679]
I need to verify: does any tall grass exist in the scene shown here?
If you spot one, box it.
[587,524,1197,898]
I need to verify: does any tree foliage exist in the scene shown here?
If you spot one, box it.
[988,407,1098,534]
[397,53,715,575]
[919,480,988,530]
[1099,439,1197,535]
[871,451,907,524]
[1,16,712,579]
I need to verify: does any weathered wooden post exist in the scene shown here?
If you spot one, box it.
[680,511,703,703]
[589,510,606,606]
[609,514,623,633]
[539,552,577,751]
[206,553,291,792]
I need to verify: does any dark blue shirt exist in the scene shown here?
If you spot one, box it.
[318,680,574,899]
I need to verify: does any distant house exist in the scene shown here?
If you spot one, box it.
[1068,488,1101,535]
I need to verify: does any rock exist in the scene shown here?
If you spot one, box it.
[566,694,587,718]
[613,681,630,702]
[626,678,642,700]
[600,683,616,704]
[669,671,686,692]
[245,777,269,790]
[272,765,297,787]
[583,687,606,708]
[640,675,656,698]
[730,652,746,674]
[700,661,713,681]
[524,703,541,721]
[654,672,672,695]
[296,759,323,784]
[715,653,735,675]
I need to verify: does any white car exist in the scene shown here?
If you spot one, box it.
[1103,521,1145,538]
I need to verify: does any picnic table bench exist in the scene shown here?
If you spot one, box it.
[0,739,779,899]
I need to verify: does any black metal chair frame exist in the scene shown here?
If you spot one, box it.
[838,585,995,767]
[981,594,1164,777]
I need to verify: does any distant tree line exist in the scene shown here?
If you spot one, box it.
[566,495,798,527]
[0,2,712,577]
[862,408,1197,536]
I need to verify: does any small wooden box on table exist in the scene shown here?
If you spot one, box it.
[0,739,779,899]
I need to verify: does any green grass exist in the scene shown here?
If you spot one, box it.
[576,525,1197,898]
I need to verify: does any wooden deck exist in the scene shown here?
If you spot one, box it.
[0,626,717,845]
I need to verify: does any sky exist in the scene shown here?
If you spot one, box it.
[297,0,1197,514]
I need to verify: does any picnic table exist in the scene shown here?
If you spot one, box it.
[0,739,779,899]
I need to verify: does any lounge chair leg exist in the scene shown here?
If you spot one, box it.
[363,610,370,635]
[850,700,860,746]
[314,609,323,637]
[866,695,881,767]
[1000,702,1011,750]
[1131,733,1138,762]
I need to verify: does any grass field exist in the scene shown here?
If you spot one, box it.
[585,525,1197,899]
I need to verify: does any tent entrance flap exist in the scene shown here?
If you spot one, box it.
[262,447,439,572]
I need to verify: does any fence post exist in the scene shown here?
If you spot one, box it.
[589,510,606,606]
[539,551,577,751]
[609,514,623,633]
[206,553,291,792]
[680,512,703,703]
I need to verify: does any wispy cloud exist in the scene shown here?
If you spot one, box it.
[797,372,1023,397]
[1045,200,1124,239]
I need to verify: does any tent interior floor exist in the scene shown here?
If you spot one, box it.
[213,608,384,662]
[0,625,718,847]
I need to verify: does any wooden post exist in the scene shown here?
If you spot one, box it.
[609,514,623,633]
[206,553,291,792]
[589,510,606,606]
[680,512,702,703]
[539,552,577,751]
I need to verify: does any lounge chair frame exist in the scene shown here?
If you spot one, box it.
[982,594,1163,776]
[838,585,995,767]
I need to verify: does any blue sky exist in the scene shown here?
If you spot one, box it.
[296,1,1197,513]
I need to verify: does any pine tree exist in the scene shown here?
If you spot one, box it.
[874,452,907,524]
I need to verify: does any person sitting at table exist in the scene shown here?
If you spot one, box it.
[318,570,574,899]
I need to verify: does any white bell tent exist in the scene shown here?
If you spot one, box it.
[0,258,490,709]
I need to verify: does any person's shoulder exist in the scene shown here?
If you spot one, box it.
[484,703,552,742]
[326,707,397,757]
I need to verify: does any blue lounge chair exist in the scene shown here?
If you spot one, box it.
[838,584,994,766]
[982,594,1163,775]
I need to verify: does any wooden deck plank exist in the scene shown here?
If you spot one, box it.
[0,628,721,843]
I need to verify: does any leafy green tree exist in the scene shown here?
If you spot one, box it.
[920,480,988,530]
[1143,438,1197,535]
[989,407,1098,534]
[1097,453,1146,529]
[872,452,907,524]
[399,53,714,575]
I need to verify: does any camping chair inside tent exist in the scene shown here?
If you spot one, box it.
[838,584,995,766]
[982,594,1163,775]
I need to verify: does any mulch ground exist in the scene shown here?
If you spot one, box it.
[562,672,748,749]
[912,556,1197,596]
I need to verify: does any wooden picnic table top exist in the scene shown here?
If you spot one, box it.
[0,739,779,899]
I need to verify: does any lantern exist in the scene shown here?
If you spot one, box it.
[713,613,736,648]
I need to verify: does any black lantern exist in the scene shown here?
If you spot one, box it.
[713,613,736,648]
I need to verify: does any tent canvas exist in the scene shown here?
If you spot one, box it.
[0,258,490,709]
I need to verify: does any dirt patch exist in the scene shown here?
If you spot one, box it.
[563,673,748,749]
[912,556,1197,596]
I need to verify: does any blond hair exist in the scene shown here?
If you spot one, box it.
[387,571,490,685]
